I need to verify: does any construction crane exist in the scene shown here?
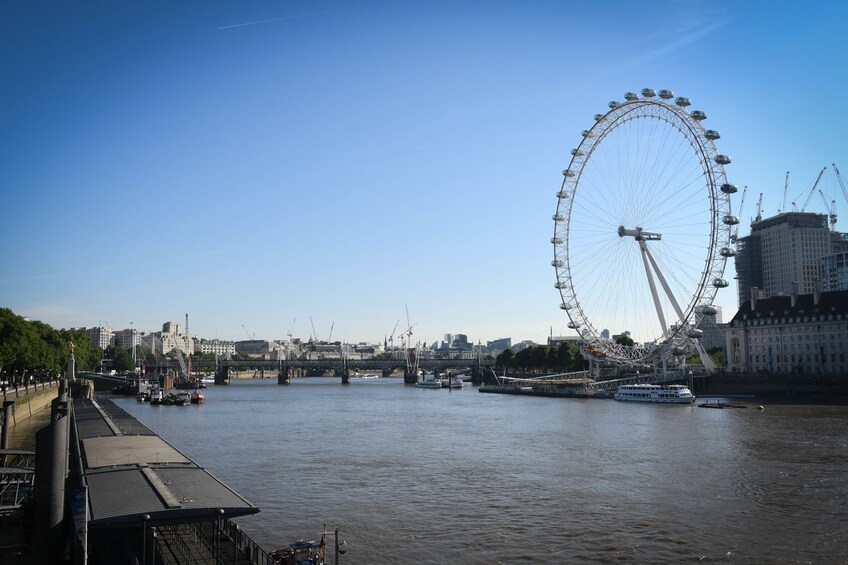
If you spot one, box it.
[779,171,789,214]
[833,163,848,206]
[286,318,296,340]
[754,192,764,223]
[387,319,400,350]
[730,186,747,243]
[241,324,255,341]
[328,321,335,342]
[818,190,837,228]
[309,317,318,343]
[402,304,417,349]
[800,166,828,212]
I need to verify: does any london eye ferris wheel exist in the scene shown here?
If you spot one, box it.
[552,89,737,365]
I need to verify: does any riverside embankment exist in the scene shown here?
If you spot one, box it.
[2,381,59,423]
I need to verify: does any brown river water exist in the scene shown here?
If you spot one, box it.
[13,377,848,563]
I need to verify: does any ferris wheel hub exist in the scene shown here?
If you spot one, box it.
[618,226,662,240]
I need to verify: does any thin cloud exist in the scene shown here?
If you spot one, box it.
[218,9,346,31]
[627,18,728,67]
[0,249,230,285]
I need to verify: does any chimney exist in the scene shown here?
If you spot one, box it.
[750,287,759,311]
[814,280,823,306]
[790,281,799,308]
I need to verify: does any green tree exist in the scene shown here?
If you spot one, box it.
[572,351,588,371]
[615,334,635,347]
[513,347,533,371]
[112,348,136,372]
[531,345,549,372]
[557,343,574,370]
[0,308,101,377]
[496,348,515,370]
[546,347,559,372]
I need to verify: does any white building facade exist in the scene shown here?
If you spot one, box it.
[194,339,236,357]
[725,290,848,375]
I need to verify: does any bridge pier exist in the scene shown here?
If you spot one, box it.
[340,368,350,385]
[215,365,229,385]
[382,368,393,378]
[277,366,291,385]
[471,366,483,386]
[403,370,417,384]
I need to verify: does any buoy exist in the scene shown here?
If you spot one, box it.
[757,405,764,411]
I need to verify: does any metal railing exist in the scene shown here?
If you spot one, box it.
[155,519,277,565]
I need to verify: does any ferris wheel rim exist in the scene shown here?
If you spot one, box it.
[552,91,733,363]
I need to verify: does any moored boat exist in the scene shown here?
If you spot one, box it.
[614,384,695,404]
[149,389,164,405]
[190,390,205,404]
[415,376,442,389]
[174,392,192,406]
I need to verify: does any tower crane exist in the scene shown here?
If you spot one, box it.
[833,163,848,206]
[779,171,789,214]
[754,192,764,223]
[387,319,400,350]
[286,318,296,340]
[403,304,417,347]
[328,321,335,342]
[818,190,837,228]
[731,186,747,243]
[800,166,828,212]
[310,317,318,342]
[241,323,255,340]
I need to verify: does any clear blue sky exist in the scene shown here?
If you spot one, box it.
[2,0,847,346]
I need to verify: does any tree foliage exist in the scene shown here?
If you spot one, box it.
[615,334,635,347]
[495,342,587,373]
[0,307,101,376]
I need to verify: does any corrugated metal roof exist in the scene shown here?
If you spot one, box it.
[74,398,258,527]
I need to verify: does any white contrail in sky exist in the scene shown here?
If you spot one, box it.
[218,9,345,30]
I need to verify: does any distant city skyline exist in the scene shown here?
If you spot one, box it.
[2,1,847,347]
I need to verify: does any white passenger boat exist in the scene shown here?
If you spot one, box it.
[415,377,442,389]
[614,384,695,404]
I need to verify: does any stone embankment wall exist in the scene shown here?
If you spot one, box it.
[701,373,848,403]
[2,381,59,423]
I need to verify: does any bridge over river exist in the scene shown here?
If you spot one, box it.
[145,355,496,385]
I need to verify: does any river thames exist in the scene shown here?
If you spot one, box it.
[60,378,848,563]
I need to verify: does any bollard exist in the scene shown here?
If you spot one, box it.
[33,413,69,564]
[1,400,15,450]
